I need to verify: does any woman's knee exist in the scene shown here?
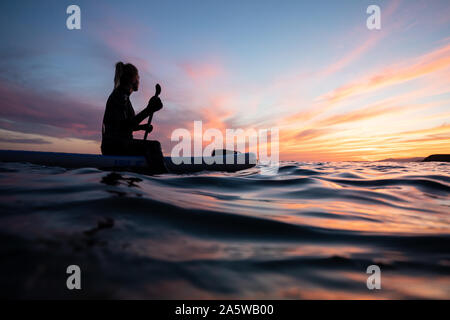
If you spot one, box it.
[146,140,162,150]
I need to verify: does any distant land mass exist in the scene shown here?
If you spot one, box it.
[377,154,450,162]
[377,157,424,162]
[422,154,450,162]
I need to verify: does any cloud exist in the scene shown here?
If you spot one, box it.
[179,61,223,81]
[319,33,383,78]
[315,101,417,128]
[294,128,335,140]
[394,123,450,137]
[0,81,102,141]
[281,40,450,131]
[320,43,450,105]
[1,0,448,161]
[0,137,51,145]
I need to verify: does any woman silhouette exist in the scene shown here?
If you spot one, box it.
[101,62,167,173]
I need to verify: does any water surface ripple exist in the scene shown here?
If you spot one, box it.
[0,161,449,299]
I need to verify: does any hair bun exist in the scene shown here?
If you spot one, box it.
[114,62,125,88]
[113,62,138,89]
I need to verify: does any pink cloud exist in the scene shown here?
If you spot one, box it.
[319,42,450,106]
[179,61,223,81]
[0,81,102,141]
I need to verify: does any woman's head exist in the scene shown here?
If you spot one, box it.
[114,62,139,92]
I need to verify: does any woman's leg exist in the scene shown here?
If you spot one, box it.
[127,139,168,174]
[101,138,167,174]
[101,138,129,155]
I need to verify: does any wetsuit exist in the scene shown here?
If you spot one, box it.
[101,85,167,173]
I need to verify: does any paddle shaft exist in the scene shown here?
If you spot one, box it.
[143,113,154,140]
[144,83,161,141]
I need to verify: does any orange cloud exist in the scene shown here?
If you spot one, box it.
[322,43,450,105]
[271,39,450,161]
[320,33,383,78]
[180,61,223,81]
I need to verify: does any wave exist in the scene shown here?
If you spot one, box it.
[0,160,449,299]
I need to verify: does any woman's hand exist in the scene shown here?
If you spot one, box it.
[147,83,163,112]
[148,95,163,112]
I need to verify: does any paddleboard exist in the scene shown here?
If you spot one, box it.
[0,150,257,174]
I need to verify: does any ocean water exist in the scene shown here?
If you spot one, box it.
[0,160,449,299]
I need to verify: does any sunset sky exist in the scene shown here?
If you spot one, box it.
[0,0,449,161]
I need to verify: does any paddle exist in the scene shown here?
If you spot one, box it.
[144,83,161,141]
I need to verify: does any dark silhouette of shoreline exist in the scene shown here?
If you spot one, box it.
[422,154,450,162]
[377,157,424,162]
[376,154,450,162]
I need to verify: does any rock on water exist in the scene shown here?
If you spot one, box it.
[422,154,450,162]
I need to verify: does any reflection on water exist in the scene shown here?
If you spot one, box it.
[0,161,449,299]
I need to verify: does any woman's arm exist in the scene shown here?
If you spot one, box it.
[129,96,163,130]
[130,107,152,129]
[133,124,152,132]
